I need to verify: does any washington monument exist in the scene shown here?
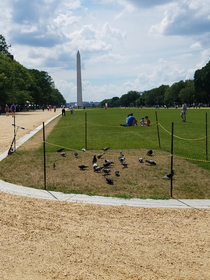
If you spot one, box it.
[77,51,83,107]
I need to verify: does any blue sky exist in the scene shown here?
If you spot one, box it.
[1,0,210,102]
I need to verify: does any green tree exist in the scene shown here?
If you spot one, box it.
[144,85,169,106]
[27,69,58,106]
[0,53,32,105]
[179,80,197,105]
[194,61,210,105]
[164,81,185,106]
[119,91,140,107]
[0,34,10,54]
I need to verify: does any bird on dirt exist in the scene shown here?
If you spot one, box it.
[115,170,120,177]
[103,161,113,167]
[102,147,110,151]
[60,152,66,157]
[97,153,105,159]
[139,158,143,163]
[145,159,156,165]
[57,148,64,152]
[120,152,124,157]
[74,151,78,157]
[78,165,88,170]
[163,170,174,179]
[93,163,98,169]
[92,155,97,164]
[82,148,86,152]
[118,157,126,162]
[94,166,104,172]
[147,150,153,156]
[104,159,114,164]
[121,162,128,168]
[103,169,111,175]
[53,163,56,170]
[105,176,113,184]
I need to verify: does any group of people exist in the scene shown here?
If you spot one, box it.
[140,116,150,126]
[2,103,16,117]
[121,113,150,127]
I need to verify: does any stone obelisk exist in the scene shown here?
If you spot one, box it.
[77,51,83,108]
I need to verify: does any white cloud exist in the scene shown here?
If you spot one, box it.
[190,42,202,50]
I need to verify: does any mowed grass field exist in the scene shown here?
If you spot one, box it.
[1,107,210,199]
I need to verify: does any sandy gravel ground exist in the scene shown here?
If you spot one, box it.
[0,110,210,280]
[0,109,61,154]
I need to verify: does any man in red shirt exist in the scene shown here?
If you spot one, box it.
[145,116,150,126]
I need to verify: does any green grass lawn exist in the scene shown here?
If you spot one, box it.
[45,107,210,169]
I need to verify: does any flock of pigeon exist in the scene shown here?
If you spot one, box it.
[55,147,174,184]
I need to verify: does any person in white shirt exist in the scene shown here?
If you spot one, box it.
[180,101,187,122]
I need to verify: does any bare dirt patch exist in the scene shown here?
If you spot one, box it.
[0,192,210,280]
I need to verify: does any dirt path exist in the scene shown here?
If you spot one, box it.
[0,109,61,153]
[0,110,210,280]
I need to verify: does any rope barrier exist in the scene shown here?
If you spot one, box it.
[158,122,206,141]
[18,142,43,147]
[174,154,210,163]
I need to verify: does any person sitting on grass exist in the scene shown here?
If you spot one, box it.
[140,117,145,126]
[144,116,150,126]
[121,113,137,126]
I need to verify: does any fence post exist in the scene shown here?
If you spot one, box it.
[85,112,87,150]
[155,111,161,148]
[170,122,174,198]
[206,112,208,161]
[43,122,46,190]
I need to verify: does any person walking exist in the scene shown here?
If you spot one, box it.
[5,104,9,116]
[181,101,187,122]
[62,105,65,116]
[11,103,16,117]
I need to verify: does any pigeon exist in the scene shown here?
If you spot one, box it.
[60,152,66,157]
[57,148,64,152]
[94,166,104,172]
[121,162,128,168]
[147,150,153,156]
[163,170,174,179]
[74,151,78,157]
[145,159,156,165]
[118,157,126,162]
[92,155,97,164]
[97,153,105,159]
[93,163,98,169]
[103,169,111,175]
[105,176,113,185]
[82,148,86,152]
[115,170,120,177]
[102,147,110,151]
[78,165,88,170]
[139,158,143,163]
[103,162,112,167]
[53,163,56,170]
[120,152,124,157]
[104,159,114,164]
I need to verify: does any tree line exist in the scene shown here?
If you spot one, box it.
[100,61,210,108]
[0,35,66,109]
